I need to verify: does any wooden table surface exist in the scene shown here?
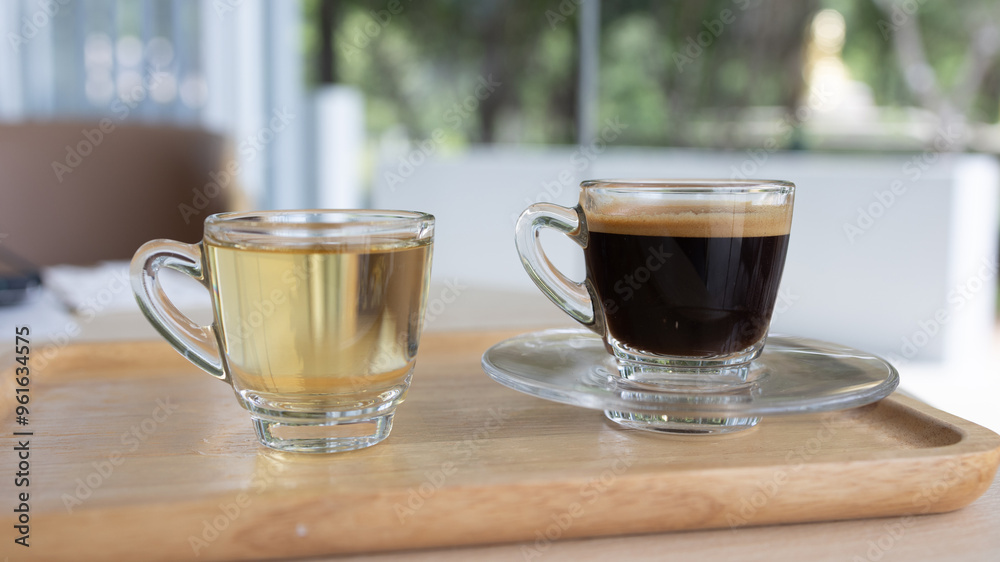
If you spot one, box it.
[346,323,1000,562]
[332,476,1000,562]
[346,333,1000,562]
[3,287,999,561]
[3,330,999,561]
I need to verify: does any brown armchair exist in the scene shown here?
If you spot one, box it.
[0,122,239,266]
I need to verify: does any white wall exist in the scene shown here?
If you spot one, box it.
[373,147,1000,364]
[374,146,587,292]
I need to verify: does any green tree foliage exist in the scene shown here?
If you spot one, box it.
[306,0,1000,147]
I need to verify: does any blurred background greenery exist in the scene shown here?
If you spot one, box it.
[305,0,1000,152]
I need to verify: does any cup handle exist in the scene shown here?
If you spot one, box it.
[515,203,602,334]
[130,240,227,382]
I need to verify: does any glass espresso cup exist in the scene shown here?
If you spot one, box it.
[516,180,794,387]
[131,210,434,453]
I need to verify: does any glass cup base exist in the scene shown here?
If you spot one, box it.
[606,337,764,435]
[608,335,766,382]
[613,360,764,392]
[251,412,395,453]
[608,361,763,434]
[604,410,761,434]
[237,380,409,453]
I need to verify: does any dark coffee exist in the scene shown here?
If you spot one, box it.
[585,207,791,358]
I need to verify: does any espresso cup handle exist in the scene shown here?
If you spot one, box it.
[130,240,227,382]
[515,203,601,334]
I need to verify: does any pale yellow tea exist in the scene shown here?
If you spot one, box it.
[205,239,432,410]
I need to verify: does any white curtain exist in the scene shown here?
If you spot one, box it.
[0,0,307,209]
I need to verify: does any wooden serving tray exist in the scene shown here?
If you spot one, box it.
[2,331,999,561]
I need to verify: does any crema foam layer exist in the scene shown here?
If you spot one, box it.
[586,202,792,238]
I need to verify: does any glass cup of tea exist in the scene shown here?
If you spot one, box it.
[516,180,794,392]
[131,210,434,453]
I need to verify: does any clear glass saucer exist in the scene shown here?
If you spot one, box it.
[481,329,899,435]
